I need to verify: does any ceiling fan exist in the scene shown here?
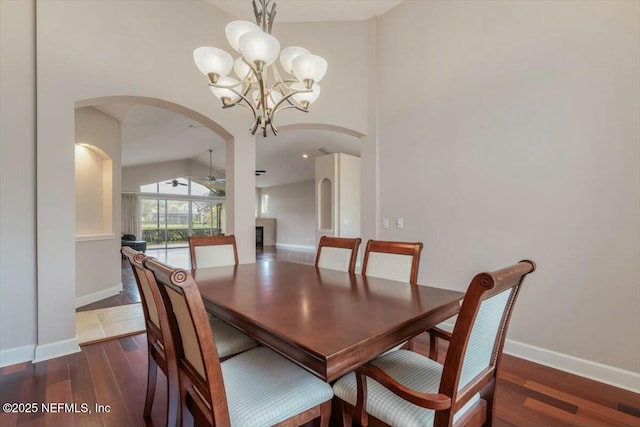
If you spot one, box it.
[165,179,187,187]
[204,149,226,183]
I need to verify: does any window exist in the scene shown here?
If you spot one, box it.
[139,177,226,249]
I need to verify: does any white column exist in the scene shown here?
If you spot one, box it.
[225,135,256,263]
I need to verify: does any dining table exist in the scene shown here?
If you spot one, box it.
[192,260,464,382]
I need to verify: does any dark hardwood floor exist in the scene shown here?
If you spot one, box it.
[20,246,636,426]
[1,333,638,427]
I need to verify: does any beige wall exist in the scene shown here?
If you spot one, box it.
[0,0,37,365]
[75,107,122,306]
[259,181,316,249]
[375,0,640,379]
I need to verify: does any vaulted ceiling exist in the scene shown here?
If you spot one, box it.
[105,1,404,188]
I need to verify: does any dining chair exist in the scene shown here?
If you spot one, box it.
[361,239,423,285]
[143,257,334,427]
[121,246,180,427]
[333,260,536,427]
[187,234,258,358]
[315,236,362,273]
[361,239,424,351]
[188,234,238,269]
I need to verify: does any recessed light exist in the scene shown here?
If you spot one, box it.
[302,154,309,159]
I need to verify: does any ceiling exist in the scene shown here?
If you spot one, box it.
[99,0,404,188]
[206,0,404,23]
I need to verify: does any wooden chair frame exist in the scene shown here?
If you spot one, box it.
[121,247,180,427]
[361,239,424,285]
[339,260,536,427]
[144,257,332,427]
[315,236,362,274]
[188,235,239,269]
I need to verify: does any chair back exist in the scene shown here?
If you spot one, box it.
[189,235,238,269]
[144,257,231,427]
[361,240,423,284]
[121,247,162,335]
[437,260,536,426]
[315,236,362,273]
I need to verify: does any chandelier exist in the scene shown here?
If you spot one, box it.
[193,0,327,137]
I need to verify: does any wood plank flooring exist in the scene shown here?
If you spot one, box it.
[1,333,638,427]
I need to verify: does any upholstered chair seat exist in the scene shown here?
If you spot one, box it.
[208,316,257,360]
[334,350,479,427]
[221,346,334,426]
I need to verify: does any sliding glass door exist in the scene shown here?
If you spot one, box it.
[141,198,225,249]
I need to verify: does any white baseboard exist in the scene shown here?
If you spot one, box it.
[275,243,315,251]
[75,283,123,308]
[433,321,639,393]
[504,340,640,394]
[0,344,36,367]
[33,336,80,364]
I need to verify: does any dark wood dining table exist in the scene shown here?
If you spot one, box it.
[192,260,464,382]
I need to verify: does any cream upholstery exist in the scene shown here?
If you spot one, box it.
[194,244,236,269]
[133,264,160,329]
[364,252,414,283]
[459,289,512,386]
[164,284,207,378]
[317,246,353,272]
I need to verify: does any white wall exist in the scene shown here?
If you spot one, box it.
[375,0,640,382]
[337,153,361,238]
[75,107,122,307]
[0,0,37,366]
[259,181,316,249]
[315,153,361,239]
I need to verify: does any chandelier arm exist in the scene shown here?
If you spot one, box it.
[211,82,258,121]
[252,0,261,28]
[268,1,276,33]
[254,63,269,128]
[269,119,278,136]
[271,89,309,117]
[275,104,310,114]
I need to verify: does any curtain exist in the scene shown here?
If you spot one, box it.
[121,193,141,239]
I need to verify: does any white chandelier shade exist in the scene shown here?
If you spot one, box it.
[193,0,328,136]
[225,20,261,52]
[239,31,280,66]
[193,47,233,82]
[279,46,310,74]
[291,54,328,85]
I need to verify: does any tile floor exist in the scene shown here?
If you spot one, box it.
[76,303,145,345]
